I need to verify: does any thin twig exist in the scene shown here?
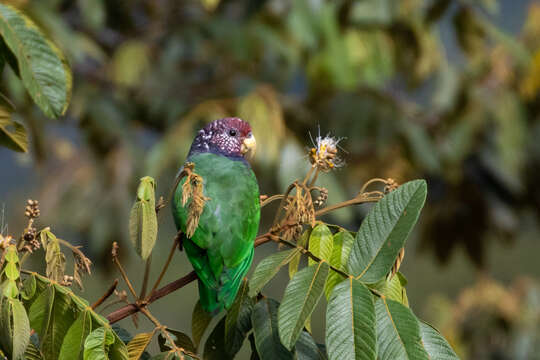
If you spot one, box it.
[260,194,286,208]
[91,279,118,310]
[112,243,138,300]
[315,194,383,217]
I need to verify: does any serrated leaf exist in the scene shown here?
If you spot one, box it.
[348,180,427,283]
[0,3,72,118]
[58,310,92,360]
[84,327,116,360]
[419,321,459,360]
[308,224,333,266]
[326,278,376,360]
[249,248,301,297]
[191,301,212,350]
[225,279,253,357]
[375,298,429,360]
[127,332,154,360]
[0,297,31,360]
[252,298,293,360]
[278,262,329,350]
[0,106,28,152]
[129,177,158,260]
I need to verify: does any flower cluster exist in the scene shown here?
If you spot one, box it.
[309,134,344,172]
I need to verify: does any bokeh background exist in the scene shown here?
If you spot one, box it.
[1,0,540,359]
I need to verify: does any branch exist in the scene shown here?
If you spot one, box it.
[91,279,118,310]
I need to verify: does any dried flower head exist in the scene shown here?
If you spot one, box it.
[309,133,344,172]
[181,163,210,238]
[0,234,14,249]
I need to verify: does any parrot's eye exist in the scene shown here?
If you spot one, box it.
[228,129,237,137]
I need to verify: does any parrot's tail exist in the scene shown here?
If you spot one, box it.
[198,248,254,315]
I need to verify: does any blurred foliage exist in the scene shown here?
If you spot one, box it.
[425,276,540,360]
[1,0,540,269]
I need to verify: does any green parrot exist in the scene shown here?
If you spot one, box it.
[172,118,260,314]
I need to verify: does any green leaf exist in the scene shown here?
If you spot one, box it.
[0,3,72,118]
[2,280,19,298]
[4,244,19,263]
[419,321,459,360]
[252,298,293,360]
[289,230,309,279]
[191,301,212,350]
[278,262,329,350]
[295,331,326,360]
[249,248,301,297]
[324,231,354,299]
[84,327,116,360]
[0,297,31,360]
[28,285,55,339]
[326,278,376,360]
[308,224,333,266]
[40,290,76,360]
[375,298,429,360]
[58,310,92,360]
[4,261,19,280]
[0,106,28,152]
[21,275,36,301]
[127,332,154,360]
[370,272,409,306]
[348,180,427,283]
[129,177,158,260]
[225,279,253,357]
[44,232,66,282]
[204,318,231,360]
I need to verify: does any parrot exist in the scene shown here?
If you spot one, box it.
[172,117,260,314]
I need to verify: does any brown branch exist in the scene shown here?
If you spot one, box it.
[91,279,118,310]
[147,235,179,300]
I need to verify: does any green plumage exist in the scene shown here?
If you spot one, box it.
[172,152,260,313]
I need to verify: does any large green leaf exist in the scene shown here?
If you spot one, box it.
[295,330,327,360]
[324,231,354,299]
[419,321,459,360]
[308,224,333,266]
[289,230,309,279]
[84,327,116,360]
[28,285,55,339]
[326,278,376,360]
[129,177,158,260]
[0,4,72,118]
[278,262,329,350]
[59,310,92,360]
[375,298,429,360]
[40,288,76,360]
[203,318,231,360]
[249,248,301,297]
[191,301,212,351]
[225,279,253,357]
[0,107,27,153]
[0,297,30,360]
[252,298,293,360]
[348,180,427,283]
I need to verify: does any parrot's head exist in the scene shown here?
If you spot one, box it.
[188,117,256,160]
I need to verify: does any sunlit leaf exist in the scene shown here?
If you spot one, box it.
[129,176,158,260]
[59,310,92,360]
[127,332,154,360]
[308,224,333,266]
[348,180,427,283]
[0,106,27,152]
[324,231,354,298]
[419,321,459,360]
[84,327,116,360]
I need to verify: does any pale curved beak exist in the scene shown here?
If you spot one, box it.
[241,134,256,159]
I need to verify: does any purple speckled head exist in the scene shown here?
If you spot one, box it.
[188,118,255,160]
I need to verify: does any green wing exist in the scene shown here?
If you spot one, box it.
[172,152,260,313]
